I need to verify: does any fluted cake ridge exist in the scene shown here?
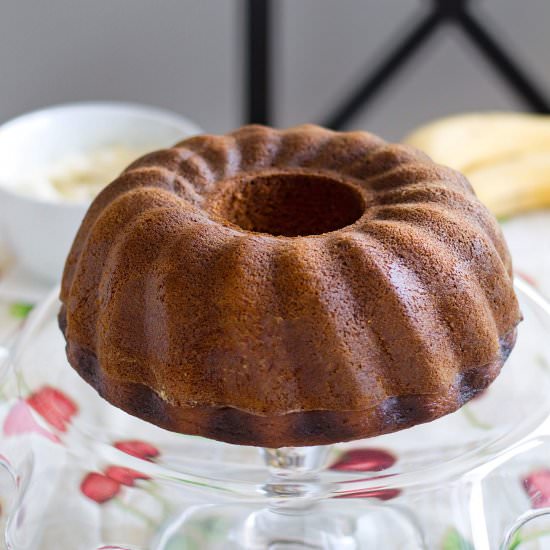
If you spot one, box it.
[59,124,521,447]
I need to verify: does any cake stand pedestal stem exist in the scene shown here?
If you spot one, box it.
[261,446,330,509]
[234,446,357,548]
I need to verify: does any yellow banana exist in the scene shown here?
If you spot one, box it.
[404,112,550,218]
[468,151,550,218]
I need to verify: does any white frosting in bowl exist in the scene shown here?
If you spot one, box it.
[13,144,152,203]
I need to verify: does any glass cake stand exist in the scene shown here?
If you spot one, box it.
[1,278,550,549]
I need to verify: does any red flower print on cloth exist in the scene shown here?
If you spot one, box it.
[27,386,77,432]
[331,448,400,501]
[330,448,397,472]
[516,270,539,289]
[81,473,120,504]
[114,440,160,461]
[105,466,150,487]
[3,400,59,443]
[523,469,550,509]
[336,488,401,501]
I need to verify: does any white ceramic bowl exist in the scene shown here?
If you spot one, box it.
[0,102,202,283]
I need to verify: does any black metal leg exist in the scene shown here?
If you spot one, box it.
[322,11,442,130]
[457,9,550,112]
[245,0,272,125]
[244,0,550,130]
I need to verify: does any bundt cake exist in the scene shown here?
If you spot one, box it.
[59,124,521,447]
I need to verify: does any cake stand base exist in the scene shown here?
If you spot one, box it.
[153,500,425,550]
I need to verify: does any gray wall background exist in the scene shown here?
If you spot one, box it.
[1,0,549,140]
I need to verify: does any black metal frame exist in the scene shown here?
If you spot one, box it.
[245,0,272,125]
[245,0,550,128]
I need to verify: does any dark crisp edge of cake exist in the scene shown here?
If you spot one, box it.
[58,307,517,448]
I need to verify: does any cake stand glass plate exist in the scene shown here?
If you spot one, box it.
[1,279,550,549]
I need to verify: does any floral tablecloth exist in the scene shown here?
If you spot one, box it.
[0,211,549,549]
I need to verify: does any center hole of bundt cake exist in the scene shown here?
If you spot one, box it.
[213,173,365,237]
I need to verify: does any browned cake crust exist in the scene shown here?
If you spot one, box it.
[59,125,522,447]
[60,316,515,446]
